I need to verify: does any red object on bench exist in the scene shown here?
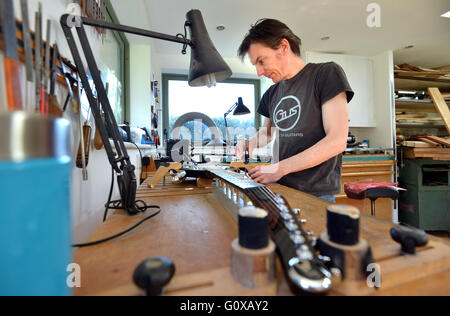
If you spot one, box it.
[344,180,406,217]
[344,180,405,200]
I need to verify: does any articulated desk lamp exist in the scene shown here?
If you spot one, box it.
[224,97,251,157]
[61,10,232,215]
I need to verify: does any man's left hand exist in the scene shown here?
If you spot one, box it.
[248,163,285,185]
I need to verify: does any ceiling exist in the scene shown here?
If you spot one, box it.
[112,0,450,68]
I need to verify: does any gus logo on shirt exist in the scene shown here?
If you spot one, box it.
[273,96,302,132]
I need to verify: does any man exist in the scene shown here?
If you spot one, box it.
[235,19,354,203]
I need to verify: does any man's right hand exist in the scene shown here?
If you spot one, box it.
[235,140,246,160]
[235,139,253,160]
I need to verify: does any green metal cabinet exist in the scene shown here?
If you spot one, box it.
[398,159,449,231]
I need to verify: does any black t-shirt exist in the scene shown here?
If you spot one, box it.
[258,62,354,196]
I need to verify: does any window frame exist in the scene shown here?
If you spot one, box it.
[162,74,262,139]
[103,0,130,124]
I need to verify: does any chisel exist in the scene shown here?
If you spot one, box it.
[20,0,34,112]
[34,6,42,113]
[75,74,88,180]
[48,44,62,117]
[41,19,51,115]
[1,0,23,111]
[59,55,79,114]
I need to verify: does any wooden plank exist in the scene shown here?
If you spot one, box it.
[412,147,450,153]
[341,171,394,177]
[137,173,212,198]
[428,87,450,134]
[401,141,435,148]
[147,162,182,189]
[417,137,443,147]
[424,135,450,147]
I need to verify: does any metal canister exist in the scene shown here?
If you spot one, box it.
[0,112,72,296]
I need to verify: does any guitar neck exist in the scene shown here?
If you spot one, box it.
[205,165,332,295]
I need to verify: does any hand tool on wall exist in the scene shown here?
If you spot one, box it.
[34,6,42,113]
[77,110,92,173]
[20,0,34,112]
[0,0,24,111]
[58,54,79,114]
[94,82,108,150]
[75,77,89,181]
[48,44,62,117]
[41,19,52,115]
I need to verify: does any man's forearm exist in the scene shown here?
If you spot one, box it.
[250,125,273,149]
[279,135,346,176]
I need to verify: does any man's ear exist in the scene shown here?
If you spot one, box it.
[278,38,291,55]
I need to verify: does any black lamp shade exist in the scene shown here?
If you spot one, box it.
[186,10,232,87]
[233,97,251,116]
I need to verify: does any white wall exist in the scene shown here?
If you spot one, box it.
[305,51,394,149]
[350,51,395,149]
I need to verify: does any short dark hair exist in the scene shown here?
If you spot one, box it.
[238,19,302,60]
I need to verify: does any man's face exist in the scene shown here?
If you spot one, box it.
[248,42,285,83]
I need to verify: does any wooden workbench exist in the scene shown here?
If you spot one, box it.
[73,179,450,296]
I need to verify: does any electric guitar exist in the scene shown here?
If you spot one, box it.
[189,164,332,294]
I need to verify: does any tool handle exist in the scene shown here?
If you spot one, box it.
[48,95,62,118]
[77,123,92,169]
[39,86,48,115]
[94,114,105,150]
[4,58,24,111]
[390,225,428,255]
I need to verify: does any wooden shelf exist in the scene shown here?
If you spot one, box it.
[396,122,446,128]
[395,77,450,92]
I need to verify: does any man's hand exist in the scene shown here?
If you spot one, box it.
[235,140,246,160]
[248,163,285,185]
[235,139,255,161]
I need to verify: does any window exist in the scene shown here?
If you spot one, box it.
[80,0,129,124]
[162,74,261,145]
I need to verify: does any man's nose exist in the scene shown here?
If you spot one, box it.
[256,65,264,77]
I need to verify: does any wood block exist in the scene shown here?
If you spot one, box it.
[401,141,434,148]
[332,240,450,296]
[229,162,270,171]
[137,175,212,198]
[147,162,182,189]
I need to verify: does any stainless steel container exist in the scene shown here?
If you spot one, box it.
[0,111,72,296]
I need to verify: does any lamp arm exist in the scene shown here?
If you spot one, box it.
[61,15,141,214]
[224,102,238,119]
[61,18,122,173]
[80,16,193,47]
